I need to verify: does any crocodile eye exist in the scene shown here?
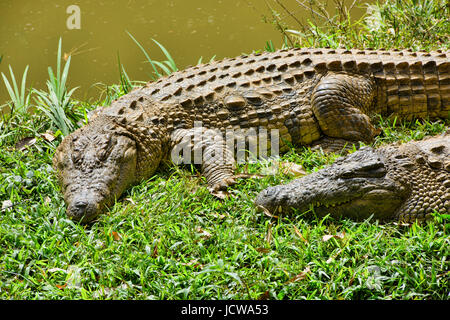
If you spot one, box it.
[72,154,79,164]
[362,161,385,172]
[97,135,113,160]
[70,137,86,165]
[71,147,83,164]
[97,150,108,161]
[97,144,113,161]
[341,161,386,178]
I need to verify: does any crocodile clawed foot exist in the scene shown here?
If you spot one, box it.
[208,177,236,199]
[209,174,265,199]
[310,137,364,154]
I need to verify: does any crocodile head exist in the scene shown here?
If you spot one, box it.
[53,116,162,223]
[256,133,450,221]
[255,147,411,221]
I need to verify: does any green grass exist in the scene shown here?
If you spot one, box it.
[264,0,449,50]
[0,116,448,299]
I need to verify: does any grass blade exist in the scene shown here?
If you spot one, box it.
[152,39,177,72]
[60,55,72,98]
[152,60,172,76]
[48,67,57,92]
[1,72,17,105]
[117,52,132,93]
[8,66,20,103]
[126,31,161,78]
[20,65,29,109]
[56,38,62,89]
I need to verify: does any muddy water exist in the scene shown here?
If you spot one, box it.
[0,0,367,104]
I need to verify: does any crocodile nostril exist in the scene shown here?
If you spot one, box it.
[75,201,88,211]
[68,200,89,220]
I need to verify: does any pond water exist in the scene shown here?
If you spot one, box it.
[0,0,367,104]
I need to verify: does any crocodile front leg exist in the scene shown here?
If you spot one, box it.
[170,127,237,197]
[311,72,379,149]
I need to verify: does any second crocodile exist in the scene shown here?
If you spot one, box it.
[53,48,450,222]
[255,133,449,222]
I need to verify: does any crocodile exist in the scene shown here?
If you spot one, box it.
[53,47,450,222]
[255,133,450,222]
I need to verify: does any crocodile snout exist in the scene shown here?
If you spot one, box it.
[66,194,103,223]
[254,187,284,213]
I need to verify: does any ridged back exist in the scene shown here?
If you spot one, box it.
[105,48,449,137]
[143,48,449,118]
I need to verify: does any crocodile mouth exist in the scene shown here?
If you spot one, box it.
[315,189,397,207]
[67,200,103,223]
[64,185,111,223]
[307,189,402,218]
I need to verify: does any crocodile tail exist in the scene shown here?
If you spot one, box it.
[372,50,450,120]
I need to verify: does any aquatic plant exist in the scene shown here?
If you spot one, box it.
[1,65,31,115]
[117,52,133,94]
[0,62,38,145]
[33,38,77,137]
[127,31,178,79]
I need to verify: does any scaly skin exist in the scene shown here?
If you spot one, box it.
[53,48,450,222]
[255,133,450,222]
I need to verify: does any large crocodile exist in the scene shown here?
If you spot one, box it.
[53,47,450,222]
[255,133,449,222]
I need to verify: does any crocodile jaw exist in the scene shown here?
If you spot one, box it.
[308,189,404,219]
[255,148,409,220]
[255,176,406,220]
